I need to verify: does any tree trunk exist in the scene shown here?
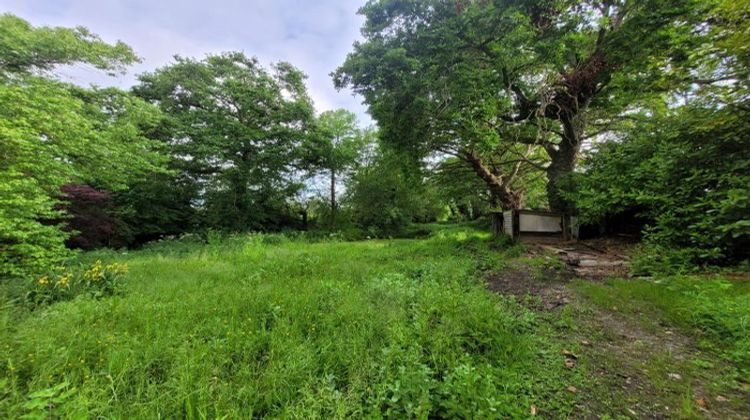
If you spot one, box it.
[463,150,524,210]
[329,168,336,230]
[546,114,583,212]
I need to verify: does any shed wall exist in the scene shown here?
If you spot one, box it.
[519,214,562,233]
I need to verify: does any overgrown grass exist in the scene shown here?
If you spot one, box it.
[0,227,580,418]
[573,275,750,380]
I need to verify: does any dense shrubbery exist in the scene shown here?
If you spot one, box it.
[564,0,749,271]
[569,105,750,271]
[345,148,444,235]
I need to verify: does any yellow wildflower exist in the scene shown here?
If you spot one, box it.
[56,273,72,288]
[84,262,105,281]
[37,276,49,286]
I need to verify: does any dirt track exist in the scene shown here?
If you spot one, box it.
[485,240,749,419]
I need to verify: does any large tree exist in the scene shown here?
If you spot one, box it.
[0,15,164,278]
[335,0,707,211]
[134,53,316,231]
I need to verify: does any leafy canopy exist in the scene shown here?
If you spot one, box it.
[134,52,316,231]
[335,0,710,210]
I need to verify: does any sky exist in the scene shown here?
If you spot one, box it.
[1,0,372,124]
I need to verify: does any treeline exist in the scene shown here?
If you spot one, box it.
[2,0,749,280]
[0,15,453,280]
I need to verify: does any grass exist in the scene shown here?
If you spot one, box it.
[571,274,750,417]
[4,226,748,418]
[0,227,581,418]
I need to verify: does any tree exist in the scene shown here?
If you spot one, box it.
[431,155,548,220]
[570,104,749,268]
[345,135,442,235]
[567,0,750,269]
[114,173,199,245]
[134,53,316,232]
[314,109,366,229]
[335,0,708,211]
[0,15,163,279]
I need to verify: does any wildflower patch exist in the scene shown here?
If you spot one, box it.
[25,260,128,307]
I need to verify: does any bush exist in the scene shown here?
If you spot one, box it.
[61,184,126,250]
[568,105,750,271]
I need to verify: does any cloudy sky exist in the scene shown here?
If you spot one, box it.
[2,0,372,124]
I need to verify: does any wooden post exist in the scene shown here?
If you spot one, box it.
[491,212,502,237]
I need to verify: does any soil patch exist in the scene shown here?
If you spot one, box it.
[486,261,574,310]
[528,238,635,281]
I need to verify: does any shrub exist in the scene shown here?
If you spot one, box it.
[568,105,750,271]
[60,184,126,250]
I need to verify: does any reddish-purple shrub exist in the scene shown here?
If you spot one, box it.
[60,185,124,250]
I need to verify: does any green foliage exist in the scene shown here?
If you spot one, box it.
[346,145,443,235]
[0,16,165,279]
[24,260,128,308]
[0,228,582,417]
[18,381,78,420]
[0,14,138,77]
[335,0,708,210]
[133,53,316,232]
[0,171,70,279]
[114,174,199,245]
[563,0,749,270]
[431,157,549,219]
[570,105,749,268]
[314,109,365,172]
[574,275,750,379]
[309,109,368,229]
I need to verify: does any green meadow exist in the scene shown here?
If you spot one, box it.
[1,228,581,418]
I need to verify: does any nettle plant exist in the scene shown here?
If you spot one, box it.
[26,260,128,307]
